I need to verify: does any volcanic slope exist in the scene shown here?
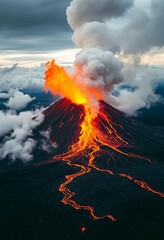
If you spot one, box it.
[32,97,164,220]
[1,97,164,240]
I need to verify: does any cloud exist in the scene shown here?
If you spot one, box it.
[0,64,45,91]
[1,89,35,111]
[0,109,43,138]
[113,62,164,115]
[0,0,70,30]
[0,0,72,52]
[1,63,18,73]
[0,109,44,162]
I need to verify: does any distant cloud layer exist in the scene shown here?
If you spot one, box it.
[0,64,45,91]
[0,109,44,162]
[0,63,45,162]
[0,89,35,111]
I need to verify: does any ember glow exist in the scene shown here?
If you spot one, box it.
[44,61,164,221]
[81,226,87,233]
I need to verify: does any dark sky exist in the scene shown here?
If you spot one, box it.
[0,0,164,67]
[0,0,73,52]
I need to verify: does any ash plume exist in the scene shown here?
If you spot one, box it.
[64,0,164,117]
[66,0,134,116]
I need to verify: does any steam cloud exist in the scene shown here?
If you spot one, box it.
[115,61,164,115]
[66,0,163,116]
[118,0,164,54]
[66,0,134,116]
[67,0,133,52]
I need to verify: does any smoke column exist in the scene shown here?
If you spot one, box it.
[66,0,133,117]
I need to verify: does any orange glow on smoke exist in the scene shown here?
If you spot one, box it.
[44,60,164,222]
[45,60,87,105]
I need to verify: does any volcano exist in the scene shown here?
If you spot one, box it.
[0,97,164,240]
[32,98,164,220]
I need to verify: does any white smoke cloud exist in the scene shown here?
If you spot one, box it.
[118,0,164,54]
[73,48,123,116]
[0,109,44,162]
[66,0,164,116]
[67,0,133,53]
[0,89,35,111]
[39,129,57,153]
[66,0,130,117]
[67,0,134,30]
[72,21,120,53]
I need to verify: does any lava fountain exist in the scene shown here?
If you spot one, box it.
[44,60,164,221]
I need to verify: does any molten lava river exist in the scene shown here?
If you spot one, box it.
[44,60,164,222]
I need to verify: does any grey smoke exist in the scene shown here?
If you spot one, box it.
[66,0,130,116]
[67,0,134,30]
[66,0,164,116]
[119,0,164,54]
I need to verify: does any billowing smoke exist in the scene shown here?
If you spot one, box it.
[66,0,134,116]
[67,0,134,30]
[73,48,124,115]
[118,0,164,54]
[65,0,164,117]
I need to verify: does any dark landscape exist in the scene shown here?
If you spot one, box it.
[0,96,163,240]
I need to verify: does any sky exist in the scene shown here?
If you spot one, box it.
[0,0,164,67]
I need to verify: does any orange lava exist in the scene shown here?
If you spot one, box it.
[45,60,87,105]
[119,173,164,198]
[45,60,164,222]
[81,226,87,233]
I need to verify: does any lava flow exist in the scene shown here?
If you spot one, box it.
[44,60,164,221]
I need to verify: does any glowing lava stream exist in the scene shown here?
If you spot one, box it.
[54,106,117,221]
[45,60,164,221]
[53,105,164,221]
